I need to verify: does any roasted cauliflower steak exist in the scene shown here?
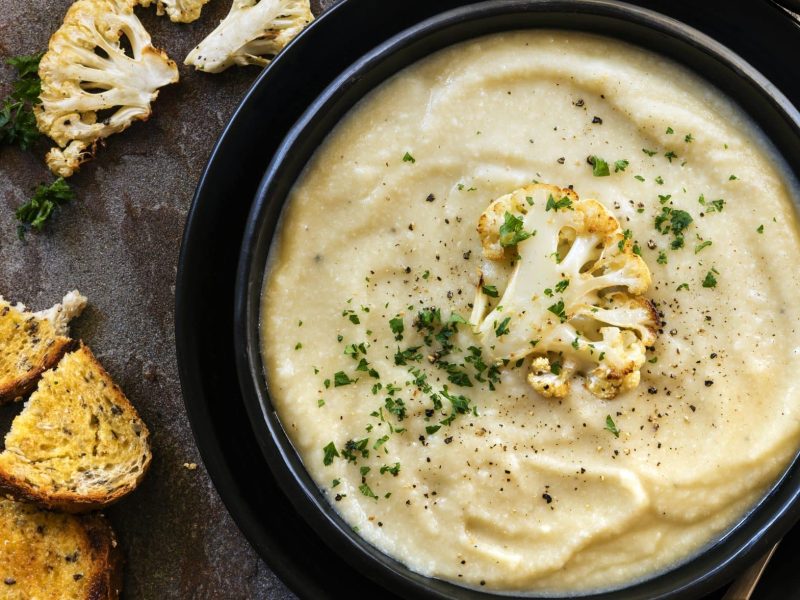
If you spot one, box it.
[35,0,179,177]
[184,0,314,73]
[470,183,658,399]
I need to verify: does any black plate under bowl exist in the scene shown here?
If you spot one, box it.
[176,1,800,598]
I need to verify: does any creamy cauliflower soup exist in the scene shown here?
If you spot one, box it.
[260,31,800,592]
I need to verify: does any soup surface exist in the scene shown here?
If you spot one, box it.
[261,31,800,592]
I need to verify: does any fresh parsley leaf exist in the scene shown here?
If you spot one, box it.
[642,148,657,157]
[495,317,511,337]
[425,425,441,435]
[613,159,629,173]
[402,151,416,163]
[588,155,610,177]
[664,151,677,163]
[389,316,404,340]
[554,279,569,293]
[676,282,689,291]
[702,270,718,288]
[380,463,401,476]
[657,251,668,264]
[322,442,339,466]
[333,371,355,386]
[15,177,75,235]
[666,126,674,134]
[685,133,694,143]
[359,483,378,499]
[605,415,620,438]
[695,240,712,253]
[547,300,567,322]
[545,194,574,211]
[1,53,43,151]
[634,175,645,182]
[498,211,533,247]
[482,284,499,298]
[757,224,764,234]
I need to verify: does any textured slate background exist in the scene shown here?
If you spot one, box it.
[0,0,337,597]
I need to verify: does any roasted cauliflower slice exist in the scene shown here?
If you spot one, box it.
[140,0,210,23]
[185,0,313,73]
[470,184,658,399]
[35,0,179,177]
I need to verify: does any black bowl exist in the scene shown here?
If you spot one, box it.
[234,1,800,598]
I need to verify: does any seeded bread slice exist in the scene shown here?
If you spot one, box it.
[0,291,87,403]
[0,498,121,599]
[0,344,152,513]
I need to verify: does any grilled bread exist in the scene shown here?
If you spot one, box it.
[0,498,121,599]
[0,345,151,512]
[0,291,86,403]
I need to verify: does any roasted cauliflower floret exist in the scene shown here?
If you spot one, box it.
[470,183,658,399]
[185,0,313,73]
[140,0,210,23]
[35,0,179,177]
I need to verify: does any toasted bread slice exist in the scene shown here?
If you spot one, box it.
[0,291,87,403]
[0,345,151,512]
[0,498,121,599]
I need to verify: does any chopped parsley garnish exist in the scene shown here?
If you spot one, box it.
[658,194,671,204]
[655,206,693,249]
[757,224,764,234]
[544,288,553,297]
[384,397,407,420]
[426,424,441,435]
[342,438,370,463]
[294,342,302,350]
[380,463,401,476]
[482,284,499,298]
[545,194,574,211]
[634,175,645,182]
[702,269,718,288]
[618,229,633,251]
[373,435,389,450]
[402,151,416,163]
[642,148,657,157]
[655,176,664,185]
[664,151,677,162]
[685,133,693,143]
[318,398,325,407]
[657,251,668,264]
[322,442,339,466]
[676,283,689,291]
[355,358,379,379]
[604,415,621,438]
[666,127,674,134]
[698,194,725,213]
[394,346,422,365]
[334,371,355,386]
[695,240,712,253]
[359,483,378,499]
[729,174,738,180]
[550,361,562,375]
[495,317,511,337]
[16,177,76,237]
[554,279,569,293]
[613,159,629,173]
[498,211,533,246]
[587,155,610,177]
[389,316,404,340]
[547,299,567,322]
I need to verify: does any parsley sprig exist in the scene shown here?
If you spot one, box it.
[16,177,75,238]
[1,53,43,150]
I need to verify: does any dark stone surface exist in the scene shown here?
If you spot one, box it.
[0,0,338,597]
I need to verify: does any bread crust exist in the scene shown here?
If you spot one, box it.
[0,336,77,404]
[0,344,152,513]
[0,499,123,599]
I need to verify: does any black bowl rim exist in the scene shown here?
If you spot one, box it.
[235,1,800,598]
